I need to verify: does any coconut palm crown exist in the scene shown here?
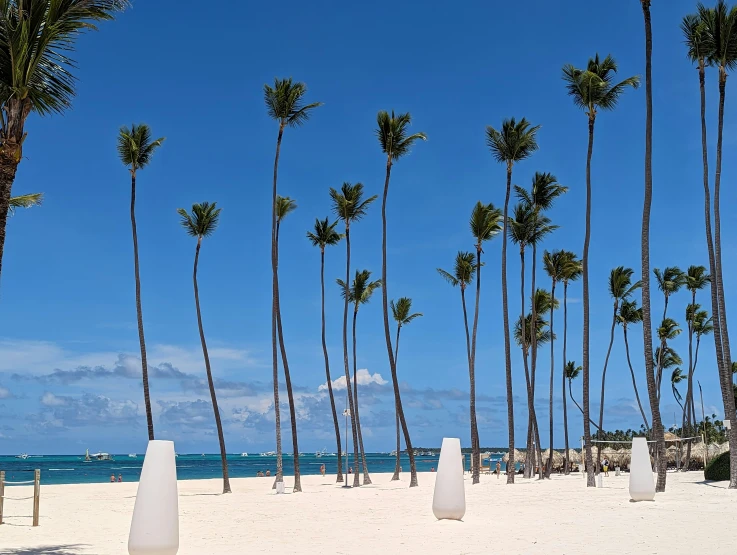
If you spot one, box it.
[391,298,423,328]
[306,218,343,251]
[562,54,640,118]
[376,111,426,161]
[177,202,221,238]
[117,124,165,174]
[264,78,323,128]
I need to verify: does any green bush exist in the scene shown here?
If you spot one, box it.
[704,451,731,481]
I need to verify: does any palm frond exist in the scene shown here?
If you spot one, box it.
[565,361,582,380]
[276,195,297,222]
[307,217,343,248]
[469,201,503,246]
[177,202,221,238]
[8,192,43,214]
[329,182,377,224]
[485,117,541,164]
[263,78,323,126]
[117,124,164,171]
[376,110,426,160]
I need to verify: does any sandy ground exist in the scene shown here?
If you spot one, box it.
[0,471,733,554]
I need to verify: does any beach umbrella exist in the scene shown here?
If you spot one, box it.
[665,446,678,463]
[719,442,730,455]
[565,449,582,464]
[502,449,523,463]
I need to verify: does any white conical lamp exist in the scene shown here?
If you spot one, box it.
[432,437,465,520]
[629,437,655,502]
[129,440,180,554]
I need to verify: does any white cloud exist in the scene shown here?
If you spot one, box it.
[0,386,11,399]
[41,392,66,406]
[319,369,387,392]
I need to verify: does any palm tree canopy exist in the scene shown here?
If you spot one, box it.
[275,195,297,223]
[390,297,423,327]
[656,346,682,369]
[376,110,426,161]
[565,361,582,380]
[685,265,710,293]
[693,311,714,337]
[263,77,322,127]
[177,202,221,239]
[117,124,165,171]
[654,266,687,296]
[543,249,570,283]
[561,53,640,115]
[8,192,42,214]
[697,1,737,70]
[657,318,682,342]
[306,217,343,249]
[329,182,377,225]
[514,288,558,349]
[561,251,583,284]
[485,117,540,165]
[337,269,381,308]
[0,0,129,116]
[608,266,642,300]
[617,299,643,327]
[671,367,686,385]
[508,203,557,248]
[514,172,568,212]
[470,201,503,247]
[681,13,710,64]
[437,251,476,289]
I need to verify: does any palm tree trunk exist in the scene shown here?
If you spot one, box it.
[640,0,666,492]
[563,282,570,474]
[502,162,516,484]
[0,97,32,286]
[623,326,650,431]
[341,225,361,487]
[547,280,556,478]
[568,380,600,431]
[596,302,618,465]
[380,158,417,487]
[519,248,538,479]
[352,307,371,485]
[275,221,301,492]
[129,172,155,441]
[319,249,343,482]
[460,287,474,475]
[192,238,231,494]
[530,244,543,479]
[469,250,483,484]
[392,326,402,481]
[713,68,737,489]
[271,125,284,485]
[683,291,696,470]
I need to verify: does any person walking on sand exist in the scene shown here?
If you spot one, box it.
[320,463,326,477]
[496,461,501,478]
[603,458,610,477]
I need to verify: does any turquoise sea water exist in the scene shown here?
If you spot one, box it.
[0,452,510,485]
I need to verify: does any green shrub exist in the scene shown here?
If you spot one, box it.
[704,451,731,481]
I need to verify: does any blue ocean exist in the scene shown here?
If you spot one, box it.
[0,452,510,485]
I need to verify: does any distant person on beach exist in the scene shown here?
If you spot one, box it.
[110,474,115,483]
[348,467,353,474]
[430,467,435,472]
[496,461,501,478]
[603,458,610,477]
[118,474,122,482]
[257,471,264,477]
[265,470,271,477]
[320,464,326,477]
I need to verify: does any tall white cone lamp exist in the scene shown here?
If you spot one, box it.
[432,437,465,520]
[129,440,180,554]
[629,437,655,502]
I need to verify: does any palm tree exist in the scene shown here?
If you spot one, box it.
[0,0,128,284]
[273,195,302,491]
[560,251,582,473]
[654,267,686,322]
[8,193,43,214]
[671,368,686,412]
[376,110,425,487]
[564,360,600,432]
[176,202,230,494]
[616,299,650,431]
[562,53,639,487]
[117,124,165,441]
[307,218,344,482]
[698,1,737,487]
[597,267,641,463]
[390,297,423,480]
[468,201,503,483]
[682,266,710,464]
[264,78,321,487]
[509,202,556,478]
[330,183,377,488]
[486,117,540,484]
[337,270,381,485]
[655,319,682,405]
[683,309,714,469]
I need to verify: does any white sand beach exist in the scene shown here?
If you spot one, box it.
[0,471,733,554]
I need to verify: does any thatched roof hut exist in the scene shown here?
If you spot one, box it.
[502,449,524,463]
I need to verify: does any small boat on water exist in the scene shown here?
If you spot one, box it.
[259,451,275,457]
[85,450,114,461]
[16,453,28,459]
[240,453,248,457]
[128,453,137,458]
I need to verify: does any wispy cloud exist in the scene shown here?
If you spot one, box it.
[319,369,387,392]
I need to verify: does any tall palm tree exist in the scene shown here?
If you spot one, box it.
[117,124,164,441]
[376,110,425,488]
[176,202,230,494]
[616,299,650,431]
[655,319,682,404]
[560,251,582,473]
[509,202,556,478]
[565,360,600,432]
[307,218,344,482]
[0,0,129,284]
[671,367,686,412]
[264,78,321,487]
[597,267,641,463]
[468,201,502,483]
[330,183,377,488]
[389,297,422,480]
[562,53,639,487]
[486,117,540,484]
[543,250,567,476]
[698,1,737,488]
[682,266,710,464]
[337,270,381,485]
[654,267,686,322]
[273,195,302,491]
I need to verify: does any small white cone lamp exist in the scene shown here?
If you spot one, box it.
[432,437,465,520]
[629,437,655,502]
[129,440,179,554]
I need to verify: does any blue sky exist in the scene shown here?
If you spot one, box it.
[0,0,735,455]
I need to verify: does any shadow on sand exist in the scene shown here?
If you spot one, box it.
[0,545,89,555]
